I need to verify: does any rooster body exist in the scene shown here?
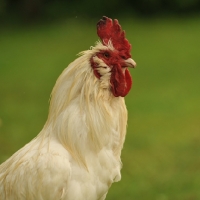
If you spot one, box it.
[0,17,136,200]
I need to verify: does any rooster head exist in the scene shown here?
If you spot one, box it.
[90,16,136,97]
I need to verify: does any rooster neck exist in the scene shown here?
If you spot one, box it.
[40,50,128,169]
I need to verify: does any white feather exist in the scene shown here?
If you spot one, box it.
[0,41,128,200]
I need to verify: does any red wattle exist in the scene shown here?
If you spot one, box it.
[110,67,132,97]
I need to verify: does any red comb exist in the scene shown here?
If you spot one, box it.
[97,16,131,58]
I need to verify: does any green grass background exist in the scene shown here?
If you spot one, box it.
[0,16,200,199]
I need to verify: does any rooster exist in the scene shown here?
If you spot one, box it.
[0,16,136,200]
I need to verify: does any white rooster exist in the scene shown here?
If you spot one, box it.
[0,16,136,200]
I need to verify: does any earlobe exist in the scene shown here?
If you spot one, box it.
[90,57,101,79]
[94,69,101,79]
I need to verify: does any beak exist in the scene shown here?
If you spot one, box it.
[124,58,137,68]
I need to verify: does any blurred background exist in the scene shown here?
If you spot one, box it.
[0,0,200,199]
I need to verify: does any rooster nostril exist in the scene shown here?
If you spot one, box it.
[121,56,126,60]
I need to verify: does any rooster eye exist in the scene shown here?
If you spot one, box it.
[103,52,110,58]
